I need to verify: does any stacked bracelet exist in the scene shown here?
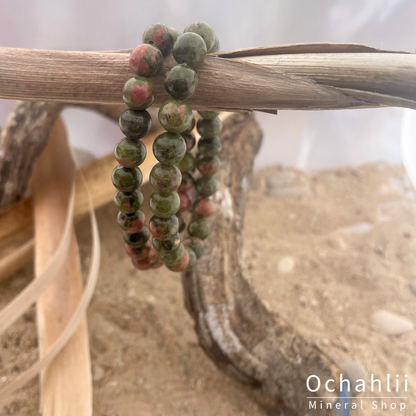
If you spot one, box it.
[112,22,221,272]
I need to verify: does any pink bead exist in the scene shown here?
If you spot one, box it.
[178,192,191,213]
[194,198,215,217]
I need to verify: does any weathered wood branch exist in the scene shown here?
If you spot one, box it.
[182,113,340,415]
[0,43,415,110]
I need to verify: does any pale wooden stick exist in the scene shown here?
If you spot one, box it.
[32,118,92,416]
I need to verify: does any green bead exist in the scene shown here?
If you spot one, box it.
[119,109,152,140]
[114,189,143,214]
[170,27,181,43]
[182,118,196,135]
[152,233,181,256]
[186,237,204,258]
[197,137,222,157]
[122,76,154,110]
[117,210,145,234]
[130,44,163,77]
[142,23,174,56]
[150,163,181,191]
[185,246,197,271]
[149,215,179,240]
[179,171,195,192]
[188,218,210,240]
[197,111,220,120]
[184,22,215,51]
[114,138,147,168]
[177,152,196,172]
[177,215,186,233]
[197,117,222,139]
[164,64,198,101]
[195,176,218,197]
[196,156,220,177]
[112,165,143,192]
[173,32,207,68]
[158,100,193,134]
[208,36,220,53]
[162,243,185,266]
[124,226,150,248]
[149,191,180,218]
[153,132,186,165]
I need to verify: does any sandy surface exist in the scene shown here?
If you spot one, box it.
[1,162,416,415]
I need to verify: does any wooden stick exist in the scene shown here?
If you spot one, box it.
[32,117,92,416]
[0,44,415,111]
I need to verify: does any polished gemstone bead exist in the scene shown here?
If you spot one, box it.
[208,36,220,53]
[114,138,147,168]
[185,246,196,271]
[158,100,193,134]
[132,248,158,270]
[178,191,191,213]
[170,27,181,43]
[184,237,204,258]
[177,215,186,233]
[124,226,150,248]
[197,110,220,120]
[117,210,145,233]
[182,117,195,135]
[114,189,143,213]
[122,76,154,110]
[112,165,143,192]
[163,243,185,266]
[195,176,218,197]
[152,258,164,269]
[188,218,210,240]
[184,22,215,51]
[149,215,179,240]
[150,163,181,192]
[149,190,180,218]
[197,117,222,139]
[196,155,220,177]
[130,44,163,77]
[179,172,195,192]
[164,64,198,100]
[167,248,189,272]
[119,109,152,140]
[182,132,196,152]
[142,23,174,56]
[152,233,181,256]
[197,137,222,157]
[176,152,196,172]
[172,32,207,68]
[193,198,215,217]
[125,241,151,261]
[153,132,186,165]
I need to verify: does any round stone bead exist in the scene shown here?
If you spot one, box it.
[114,190,143,214]
[184,22,215,51]
[177,215,186,233]
[132,248,158,270]
[153,132,186,165]
[152,233,181,256]
[130,44,163,77]
[193,198,215,217]
[208,36,220,53]
[150,163,181,192]
[124,226,150,248]
[125,241,151,261]
[179,172,195,192]
[152,258,164,269]
[188,218,210,240]
[164,64,198,100]
[185,246,197,271]
[142,23,174,56]
[149,191,180,218]
[149,215,179,240]
[197,117,222,139]
[158,100,193,134]
[197,155,220,177]
[119,109,152,140]
[184,237,204,258]
[170,27,181,43]
[182,118,195,135]
[122,76,154,110]
[167,248,190,272]
[117,210,145,233]
[197,137,222,157]
[114,138,146,168]
[172,32,207,68]
[177,152,196,172]
[198,110,220,120]
[112,165,143,192]
[178,191,191,213]
[195,176,218,197]
[182,132,196,152]
[163,243,185,266]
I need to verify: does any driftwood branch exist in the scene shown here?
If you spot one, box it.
[183,113,340,415]
[0,43,415,111]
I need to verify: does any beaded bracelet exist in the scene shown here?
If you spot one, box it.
[112,22,222,272]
